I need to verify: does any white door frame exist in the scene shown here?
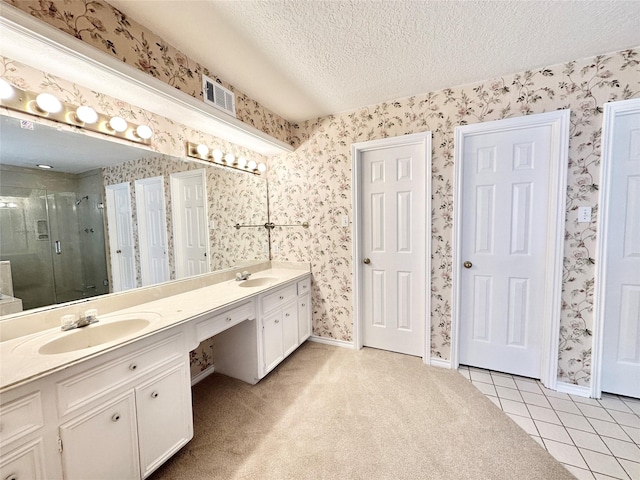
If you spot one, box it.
[592,98,640,398]
[451,110,570,389]
[170,169,210,279]
[134,176,169,286]
[105,182,136,292]
[352,132,432,364]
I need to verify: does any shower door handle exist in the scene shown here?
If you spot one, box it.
[54,240,62,255]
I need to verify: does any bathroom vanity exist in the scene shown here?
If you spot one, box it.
[0,264,311,479]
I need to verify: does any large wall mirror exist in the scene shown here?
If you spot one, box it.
[0,113,269,317]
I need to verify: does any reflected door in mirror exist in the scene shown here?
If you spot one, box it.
[135,177,169,286]
[105,182,136,291]
[170,170,210,279]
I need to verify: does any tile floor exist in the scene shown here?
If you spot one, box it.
[458,365,640,480]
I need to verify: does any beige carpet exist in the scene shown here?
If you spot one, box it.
[151,342,574,480]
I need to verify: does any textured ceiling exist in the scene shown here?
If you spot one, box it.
[107,1,640,123]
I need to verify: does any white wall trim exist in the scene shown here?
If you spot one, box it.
[430,357,452,369]
[556,381,592,398]
[191,365,216,386]
[351,132,432,363]
[309,336,356,349]
[591,98,640,399]
[451,110,570,389]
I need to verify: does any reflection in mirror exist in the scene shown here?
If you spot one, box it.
[0,113,269,317]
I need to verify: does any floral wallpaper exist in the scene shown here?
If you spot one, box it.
[5,0,293,145]
[3,0,640,388]
[102,155,268,286]
[268,48,640,386]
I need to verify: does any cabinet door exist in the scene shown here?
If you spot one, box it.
[298,293,311,343]
[136,363,193,478]
[283,301,299,357]
[59,392,139,480]
[0,439,46,480]
[262,310,284,374]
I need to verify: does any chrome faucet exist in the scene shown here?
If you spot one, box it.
[235,271,251,281]
[61,309,99,331]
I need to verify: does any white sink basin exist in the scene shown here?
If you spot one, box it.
[237,277,277,288]
[38,318,151,355]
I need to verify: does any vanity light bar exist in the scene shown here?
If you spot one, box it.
[0,79,153,145]
[185,141,266,175]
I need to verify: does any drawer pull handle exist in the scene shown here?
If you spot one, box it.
[301,303,306,307]
[226,317,232,322]
[275,319,280,324]
[112,413,121,422]
[129,363,138,371]
[279,296,284,300]
[151,391,159,399]
[285,313,290,317]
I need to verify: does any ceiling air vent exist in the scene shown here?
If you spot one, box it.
[202,75,236,117]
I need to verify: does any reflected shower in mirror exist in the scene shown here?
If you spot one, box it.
[0,113,269,316]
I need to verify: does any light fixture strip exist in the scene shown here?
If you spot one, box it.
[185,141,266,176]
[0,83,152,145]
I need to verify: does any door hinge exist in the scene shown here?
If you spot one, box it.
[57,435,63,453]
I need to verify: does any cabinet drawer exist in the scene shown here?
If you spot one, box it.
[0,392,43,447]
[297,277,311,295]
[195,301,255,342]
[261,284,297,314]
[56,333,183,417]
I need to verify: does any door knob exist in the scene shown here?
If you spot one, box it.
[463,261,473,269]
[363,258,371,264]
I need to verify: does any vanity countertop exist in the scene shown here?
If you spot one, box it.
[0,267,311,392]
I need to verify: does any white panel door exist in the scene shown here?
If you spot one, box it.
[458,125,553,377]
[170,170,209,279]
[105,182,136,292]
[361,143,425,356]
[135,177,169,286]
[600,101,640,398]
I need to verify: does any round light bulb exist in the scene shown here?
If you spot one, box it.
[247,160,257,171]
[224,153,235,165]
[35,93,62,113]
[36,164,53,169]
[258,163,267,173]
[196,144,209,157]
[7,202,17,208]
[0,79,15,100]
[237,156,247,168]
[75,105,98,124]
[212,149,223,162]
[0,202,6,208]
[136,125,153,139]
[109,116,127,132]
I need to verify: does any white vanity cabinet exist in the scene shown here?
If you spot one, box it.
[57,330,192,479]
[0,389,49,480]
[297,279,312,343]
[59,391,139,479]
[258,275,312,377]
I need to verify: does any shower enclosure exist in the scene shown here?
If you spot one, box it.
[0,186,109,311]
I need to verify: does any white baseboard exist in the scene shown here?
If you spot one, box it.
[430,357,452,369]
[309,335,355,349]
[191,364,216,386]
[556,381,592,398]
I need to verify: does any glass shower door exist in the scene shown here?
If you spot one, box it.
[0,186,56,310]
